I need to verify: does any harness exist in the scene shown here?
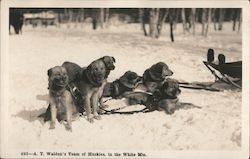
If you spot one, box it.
[49,83,67,98]
[100,91,159,115]
[67,70,167,115]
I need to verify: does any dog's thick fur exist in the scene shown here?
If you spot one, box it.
[63,58,114,123]
[142,62,173,93]
[62,61,82,83]
[102,71,142,99]
[124,78,181,114]
[96,56,116,108]
[62,56,115,121]
[46,66,78,131]
[154,78,181,100]
[154,78,181,114]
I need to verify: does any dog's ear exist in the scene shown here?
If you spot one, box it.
[112,56,116,63]
[47,68,52,77]
[86,64,94,75]
[102,56,108,62]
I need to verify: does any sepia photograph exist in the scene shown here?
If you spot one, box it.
[1,0,249,158]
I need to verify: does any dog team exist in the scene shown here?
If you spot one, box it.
[42,56,181,131]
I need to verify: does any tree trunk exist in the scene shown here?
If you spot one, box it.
[57,12,61,28]
[218,8,224,30]
[100,8,105,29]
[74,10,79,28]
[201,8,206,35]
[238,9,242,33]
[149,9,154,36]
[67,9,73,28]
[205,8,212,36]
[149,8,160,38]
[181,8,186,34]
[232,9,237,31]
[191,8,196,35]
[139,8,148,36]
[157,9,169,38]
[212,8,217,31]
[173,9,179,30]
[105,8,109,27]
[169,9,175,42]
[170,21,174,42]
[80,9,84,28]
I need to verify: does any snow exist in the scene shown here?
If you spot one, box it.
[7,22,241,154]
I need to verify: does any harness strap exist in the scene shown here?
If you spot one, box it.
[50,87,66,97]
[100,106,149,115]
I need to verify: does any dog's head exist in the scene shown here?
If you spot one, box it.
[100,56,116,70]
[48,66,69,89]
[160,78,181,99]
[86,60,106,86]
[99,56,116,78]
[119,71,142,89]
[149,62,173,81]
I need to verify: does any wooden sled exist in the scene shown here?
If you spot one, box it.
[203,48,242,89]
[180,49,242,91]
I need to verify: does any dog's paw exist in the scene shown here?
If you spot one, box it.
[65,124,72,132]
[87,117,94,123]
[94,115,102,120]
[167,108,175,114]
[49,122,55,129]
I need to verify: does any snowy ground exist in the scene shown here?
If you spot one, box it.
[7,23,242,154]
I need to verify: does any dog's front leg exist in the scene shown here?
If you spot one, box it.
[83,94,94,123]
[49,102,57,129]
[92,91,102,120]
[98,81,108,108]
[65,102,73,131]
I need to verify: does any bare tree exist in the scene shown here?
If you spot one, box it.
[80,8,85,28]
[139,8,148,36]
[66,9,73,28]
[105,8,109,27]
[173,9,180,30]
[238,9,242,33]
[149,8,160,38]
[205,8,212,36]
[99,8,105,29]
[201,8,206,35]
[232,9,238,31]
[57,12,61,28]
[99,8,109,29]
[169,9,175,42]
[191,8,196,35]
[181,8,186,34]
[232,8,241,32]
[212,8,218,30]
[157,9,169,38]
[218,8,225,30]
